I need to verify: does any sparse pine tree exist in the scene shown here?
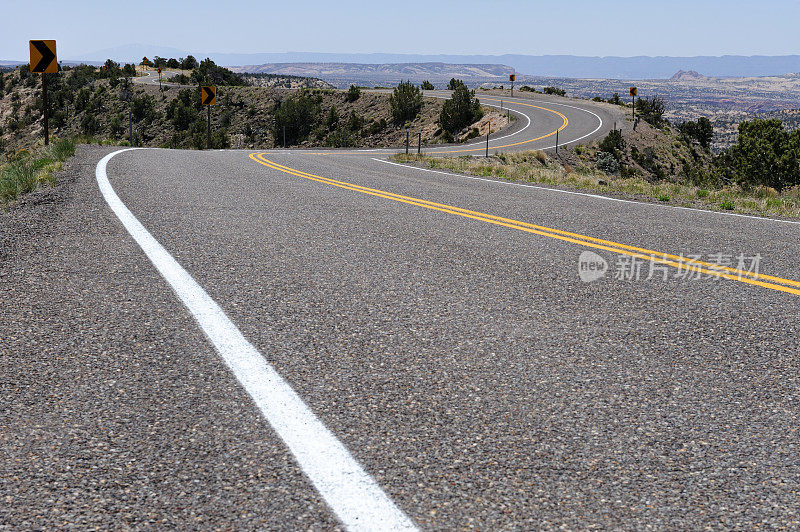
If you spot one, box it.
[181,55,199,70]
[389,80,423,124]
[325,105,340,131]
[447,78,466,91]
[346,85,361,102]
[439,84,483,134]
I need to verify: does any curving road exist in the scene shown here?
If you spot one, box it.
[3,90,799,529]
[132,68,185,87]
[287,90,615,156]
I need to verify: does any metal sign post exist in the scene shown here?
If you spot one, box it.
[29,40,57,145]
[486,120,490,157]
[510,74,515,98]
[201,86,217,149]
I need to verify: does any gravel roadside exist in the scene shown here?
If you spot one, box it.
[0,145,337,529]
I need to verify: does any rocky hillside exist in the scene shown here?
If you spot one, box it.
[0,66,499,154]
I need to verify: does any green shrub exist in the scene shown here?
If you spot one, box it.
[170,101,197,131]
[0,160,37,201]
[346,111,364,132]
[678,117,713,149]
[389,80,423,124]
[273,94,321,145]
[697,189,710,198]
[439,84,483,134]
[717,119,800,191]
[543,87,566,96]
[635,96,667,127]
[48,138,75,161]
[596,151,620,174]
[131,94,156,122]
[447,78,466,91]
[74,88,91,112]
[325,105,340,131]
[80,113,99,135]
[345,85,361,102]
[721,200,735,210]
[366,118,387,136]
[181,55,199,70]
[598,129,625,158]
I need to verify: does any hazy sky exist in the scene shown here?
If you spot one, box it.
[2,0,799,59]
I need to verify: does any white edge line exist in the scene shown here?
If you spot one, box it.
[372,157,800,226]
[96,148,417,532]
[423,97,602,153]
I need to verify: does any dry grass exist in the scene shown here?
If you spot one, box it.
[0,137,75,207]
[392,151,800,219]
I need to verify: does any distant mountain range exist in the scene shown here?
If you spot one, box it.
[219,53,800,79]
[234,63,514,87]
[6,43,800,79]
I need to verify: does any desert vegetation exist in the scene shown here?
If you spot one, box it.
[0,137,74,207]
[389,81,424,124]
[438,81,483,141]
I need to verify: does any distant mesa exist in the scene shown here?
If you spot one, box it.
[670,70,706,81]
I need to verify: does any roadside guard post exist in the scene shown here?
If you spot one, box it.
[29,40,57,146]
[486,120,490,157]
[201,86,217,149]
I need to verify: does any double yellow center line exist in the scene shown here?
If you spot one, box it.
[250,153,800,297]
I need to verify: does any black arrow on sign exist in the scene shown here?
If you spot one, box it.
[31,40,56,73]
[202,87,215,105]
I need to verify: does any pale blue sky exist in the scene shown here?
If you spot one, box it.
[2,0,799,60]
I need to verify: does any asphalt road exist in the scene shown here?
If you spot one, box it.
[132,69,184,87]
[2,96,799,529]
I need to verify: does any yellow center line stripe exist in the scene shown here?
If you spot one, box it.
[268,157,800,289]
[249,153,800,297]
[256,154,800,289]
